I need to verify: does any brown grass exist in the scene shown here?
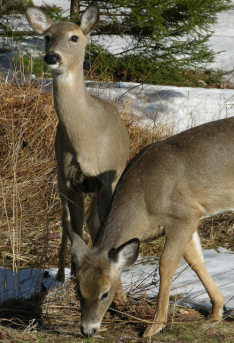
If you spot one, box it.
[0,75,59,270]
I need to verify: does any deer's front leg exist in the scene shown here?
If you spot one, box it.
[143,251,178,336]
[56,201,69,282]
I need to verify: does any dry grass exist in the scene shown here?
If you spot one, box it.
[199,213,234,251]
[0,74,60,270]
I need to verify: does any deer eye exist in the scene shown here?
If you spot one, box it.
[100,291,109,301]
[70,35,78,42]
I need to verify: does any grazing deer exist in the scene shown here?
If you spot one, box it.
[26,4,130,281]
[68,117,233,338]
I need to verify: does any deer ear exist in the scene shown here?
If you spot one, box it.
[26,6,53,34]
[80,2,99,35]
[108,238,140,270]
[67,228,90,267]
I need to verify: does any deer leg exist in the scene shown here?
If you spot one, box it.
[183,231,224,320]
[56,199,70,282]
[67,187,84,276]
[143,221,198,338]
[57,182,84,282]
[56,169,69,282]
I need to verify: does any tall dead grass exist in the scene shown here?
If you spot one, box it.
[0,75,58,270]
[0,75,171,271]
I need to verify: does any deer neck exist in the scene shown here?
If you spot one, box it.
[95,200,130,250]
[52,65,91,146]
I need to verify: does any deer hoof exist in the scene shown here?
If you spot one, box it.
[143,322,165,337]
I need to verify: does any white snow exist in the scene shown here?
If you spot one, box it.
[208,3,234,76]
[86,81,234,133]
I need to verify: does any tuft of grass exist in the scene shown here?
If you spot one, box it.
[199,213,234,251]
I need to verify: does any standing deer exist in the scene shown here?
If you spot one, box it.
[68,117,233,338]
[26,3,130,282]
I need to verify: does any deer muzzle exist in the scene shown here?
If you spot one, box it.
[80,322,100,338]
[44,51,61,65]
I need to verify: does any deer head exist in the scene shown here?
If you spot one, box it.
[26,3,99,75]
[68,229,139,337]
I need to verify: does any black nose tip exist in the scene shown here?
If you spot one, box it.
[81,326,97,338]
[44,51,61,65]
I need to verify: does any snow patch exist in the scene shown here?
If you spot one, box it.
[86,81,234,133]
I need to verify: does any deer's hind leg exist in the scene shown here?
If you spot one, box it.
[143,218,199,338]
[183,231,224,320]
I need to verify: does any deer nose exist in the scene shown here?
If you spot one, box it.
[44,51,61,65]
[80,325,97,338]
